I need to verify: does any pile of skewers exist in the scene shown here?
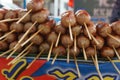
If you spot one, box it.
[0,0,120,79]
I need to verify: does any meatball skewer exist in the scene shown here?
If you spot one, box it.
[0,22,24,41]
[72,25,82,52]
[0,41,22,57]
[21,19,54,47]
[96,21,120,43]
[51,46,66,64]
[27,42,50,69]
[84,21,100,45]
[8,42,33,65]
[75,10,91,39]
[16,9,32,24]
[77,35,90,60]
[0,30,15,40]
[86,46,103,80]
[21,25,44,47]
[61,10,76,41]
[70,46,81,78]
[54,22,66,47]
[14,21,37,49]
[101,46,120,74]
[47,32,57,61]
[91,35,104,50]
[107,35,120,59]
[61,35,73,63]
[16,0,44,24]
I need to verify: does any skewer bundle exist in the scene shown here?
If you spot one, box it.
[0,0,120,78]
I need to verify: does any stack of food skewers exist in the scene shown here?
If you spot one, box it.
[0,0,120,79]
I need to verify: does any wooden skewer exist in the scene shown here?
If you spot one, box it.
[92,56,103,80]
[113,46,120,60]
[91,34,100,45]
[14,21,37,49]
[16,9,32,24]
[94,46,99,68]
[0,30,15,40]
[73,53,81,78]
[67,45,70,63]
[107,56,120,74]
[74,33,77,52]
[0,48,14,57]
[82,46,87,60]
[47,42,54,61]
[1,38,7,42]
[0,18,19,23]
[107,33,120,43]
[94,54,99,70]
[6,44,20,59]
[94,46,103,80]
[9,51,30,65]
[26,49,44,69]
[69,22,73,41]
[55,32,61,47]
[84,22,92,40]
[8,43,33,65]
[51,52,59,65]
[21,27,44,47]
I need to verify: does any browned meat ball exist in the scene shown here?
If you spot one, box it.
[27,45,39,54]
[31,8,49,23]
[77,35,90,48]
[86,47,96,58]
[52,46,66,56]
[5,33,17,43]
[30,34,43,45]
[111,21,120,35]
[0,22,8,32]
[101,47,114,58]
[72,24,82,36]
[61,35,73,48]
[9,41,22,52]
[39,42,50,52]
[107,35,120,48]
[18,33,29,42]
[75,10,91,25]
[54,22,66,34]
[0,41,8,51]
[38,20,55,35]
[18,10,31,23]
[0,9,7,20]
[96,21,112,37]
[4,10,18,19]
[24,22,37,33]
[69,46,80,56]
[61,10,76,27]
[91,35,104,50]
[10,22,24,33]
[47,32,57,43]
[27,0,44,12]
[83,21,96,37]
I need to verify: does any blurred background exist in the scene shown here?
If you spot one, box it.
[0,0,117,22]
